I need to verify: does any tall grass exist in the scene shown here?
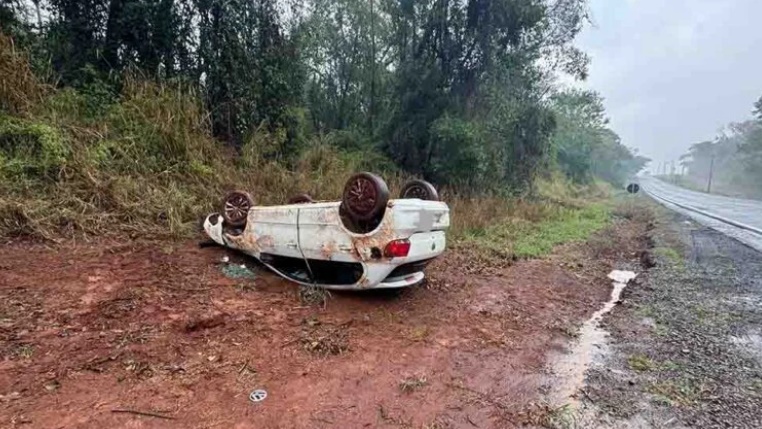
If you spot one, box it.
[0,34,611,246]
[0,35,408,240]
[0,35,48,116]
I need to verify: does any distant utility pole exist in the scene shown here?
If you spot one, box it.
[706,155,715,194]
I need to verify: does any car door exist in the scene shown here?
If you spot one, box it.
[246,205,302,259]
[295,202,356,262]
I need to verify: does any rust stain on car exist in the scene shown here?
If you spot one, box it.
[321,240,338,260]
[351,214,397,261]
[256,235,275,249]
[224,227,261,252]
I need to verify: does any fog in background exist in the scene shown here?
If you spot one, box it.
[578,0,762,171]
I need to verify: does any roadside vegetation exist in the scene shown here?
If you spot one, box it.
[0,1,646,248]
[460,196,612,259]
[671,96,762,199]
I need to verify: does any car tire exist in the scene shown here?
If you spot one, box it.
[342,172,389,221]
[288,193,314,204]
[400,179,439,201]
[222,190,254,227]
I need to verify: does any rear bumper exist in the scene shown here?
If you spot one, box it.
[379,271,426,288]
[358,231,445,289]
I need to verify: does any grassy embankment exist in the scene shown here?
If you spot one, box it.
[0,35,612,258]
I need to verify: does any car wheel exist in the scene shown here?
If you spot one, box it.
[222,191,253,227]
[400,179,439,201]
[288,193,314,204]
[342,172,389,221]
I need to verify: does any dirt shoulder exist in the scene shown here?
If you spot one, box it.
[0,209,649,429]
[580,202,762,428]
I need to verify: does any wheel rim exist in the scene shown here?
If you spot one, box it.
[224,193,251,223]
[346,176,378,216]
[403,185,429,200]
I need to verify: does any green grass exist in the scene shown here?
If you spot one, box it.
[462,203,611,259]
[648,378,707,407]
[628,354,656,371]
[513,204,610,257]
[543,403,578,429]
[654,246,683,266]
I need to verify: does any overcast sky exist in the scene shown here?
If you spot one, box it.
[577,0,762,170]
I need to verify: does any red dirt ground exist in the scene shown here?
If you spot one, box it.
[0,217,645,429]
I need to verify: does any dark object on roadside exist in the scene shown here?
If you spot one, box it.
[638,250,656,268]
[627,183,640,194]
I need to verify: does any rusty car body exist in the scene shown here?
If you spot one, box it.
[203,174,450,289]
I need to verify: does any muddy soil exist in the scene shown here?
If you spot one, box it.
[580,203,762,429]
[0,214,648,429]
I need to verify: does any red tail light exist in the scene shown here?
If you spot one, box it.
[384,239,411,258]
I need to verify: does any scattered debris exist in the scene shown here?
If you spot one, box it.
[298,285,330,306]
[0,391,21,402]
[111,408,175,420]
[221,263,257,280]
[43,380,60,392]
[183,311,227,332]
[249,389,267,403]
[299,320,349,356]
[399,375,428,393]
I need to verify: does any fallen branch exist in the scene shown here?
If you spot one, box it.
[111,408,175,420]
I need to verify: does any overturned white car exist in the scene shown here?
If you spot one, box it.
[203,173,450,289]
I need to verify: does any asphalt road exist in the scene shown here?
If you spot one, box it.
[640,176,762,252]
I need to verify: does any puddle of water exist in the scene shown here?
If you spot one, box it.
[550,270,638,405]
[730,332,762,363]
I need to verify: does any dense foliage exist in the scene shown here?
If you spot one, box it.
[1,0,644,197]
[679,96,762,198]
[550,89,648,185]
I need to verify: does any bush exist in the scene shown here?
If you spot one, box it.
[104,77,214,174]
[428,115,489,188]
[0,115,68,180]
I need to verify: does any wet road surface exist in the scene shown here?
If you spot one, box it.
[581,204,762,429]
[640,176,762,252]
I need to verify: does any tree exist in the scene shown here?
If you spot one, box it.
[3,0,650,194]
